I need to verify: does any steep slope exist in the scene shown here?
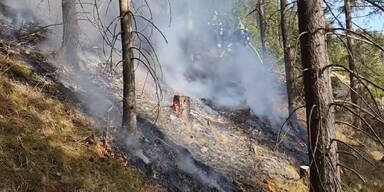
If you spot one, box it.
[0,53,164,192]
[130,75,309,192]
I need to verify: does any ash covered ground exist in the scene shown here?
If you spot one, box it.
[0,1,310,191]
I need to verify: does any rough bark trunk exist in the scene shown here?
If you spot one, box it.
[280,0,297,126]
[61,0,80,69]
[119,0,139,137]
[297,0,342,191]
[258,0,267,61]
[344,0,361,128]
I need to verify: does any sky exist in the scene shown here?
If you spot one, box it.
[327,0,384,32]
[354,10,384,32]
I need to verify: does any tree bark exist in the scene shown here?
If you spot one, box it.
[297,0,342,191]
[119,0,139,137]
[280,0,297,126]
[258,0,267,61]
[61,0,80,69]
[344,0,361,128]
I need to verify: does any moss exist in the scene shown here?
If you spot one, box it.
[0,54,163,192]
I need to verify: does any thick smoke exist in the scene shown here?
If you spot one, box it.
[154,0,284,120]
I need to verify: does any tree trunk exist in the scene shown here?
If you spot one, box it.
[344,0,361,128]
[297,0,341,191]
[61,0,80,69]
[119,0,139,137]
[280,0,297,126]
[258,0,267,61]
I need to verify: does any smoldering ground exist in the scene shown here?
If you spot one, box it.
[0,0,288,191]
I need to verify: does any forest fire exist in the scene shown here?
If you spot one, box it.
[1,0,384,192]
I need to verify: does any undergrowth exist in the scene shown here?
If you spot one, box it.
[0,53,163,192]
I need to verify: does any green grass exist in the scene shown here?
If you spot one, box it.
[0,54,163,192]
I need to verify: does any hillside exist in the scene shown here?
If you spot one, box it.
[0,18,306,191]
[0,53,163,192]
[1,0,384,191]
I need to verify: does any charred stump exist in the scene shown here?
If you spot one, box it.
[173,95,190,122]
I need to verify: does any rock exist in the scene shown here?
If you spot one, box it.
[201,147,209,153]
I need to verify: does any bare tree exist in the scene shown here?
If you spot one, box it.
[280,0,297,127]
[60,0,80,69]
[344,0,362,129]
[119,0,139,137]
[258,0,267,60]
[84,0,167,139]
[297,0,342,191]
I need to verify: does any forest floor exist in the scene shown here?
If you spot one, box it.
[0,19,310,191]
[1,16,384,192]
[127,69,310,192]
[0,17,312,191]
[0,52,164,191]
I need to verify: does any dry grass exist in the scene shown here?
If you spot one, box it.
[0,54,164,192]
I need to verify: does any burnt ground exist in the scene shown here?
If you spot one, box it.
[2,53,242,191]
[0,21,245,192]
[130,81,309,191]
[0,18,309,191]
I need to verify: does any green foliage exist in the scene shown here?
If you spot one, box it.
[328,31,384,99]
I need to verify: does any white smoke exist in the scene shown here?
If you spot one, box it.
[153,0,284,120]
[1,0,123,125]
[0,0,287,190]
[3,0,285,121]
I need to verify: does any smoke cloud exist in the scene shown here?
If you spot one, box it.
[1,1,287,190]
[2,0,285,121]
[1,0,124,125]
[153,0,284,120]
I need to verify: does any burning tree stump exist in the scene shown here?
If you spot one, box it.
[173,95,190,122]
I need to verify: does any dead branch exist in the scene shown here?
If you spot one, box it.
[337,163,366,183]
[331,139,375,167]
